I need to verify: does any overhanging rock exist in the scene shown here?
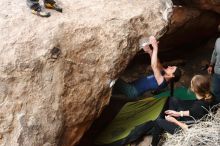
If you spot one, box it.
[0,0,173,146]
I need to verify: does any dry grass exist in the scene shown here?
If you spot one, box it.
[163,105,220,146]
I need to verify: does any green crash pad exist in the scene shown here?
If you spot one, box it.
[155,86,196,100]
[95,87,196,145]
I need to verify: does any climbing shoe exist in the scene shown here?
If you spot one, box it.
[31,7,51,17]
[44,3,62,13]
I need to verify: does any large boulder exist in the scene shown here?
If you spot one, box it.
[0,0,173,145]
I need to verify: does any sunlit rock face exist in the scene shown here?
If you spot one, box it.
[0,0,173,146]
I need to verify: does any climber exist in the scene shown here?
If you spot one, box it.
[26,0,62,17]
[113,36,182,101]
[207,24,220,104]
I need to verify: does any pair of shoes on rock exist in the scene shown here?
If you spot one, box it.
[31,3,62,17]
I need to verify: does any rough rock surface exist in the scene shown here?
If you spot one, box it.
[159,7,220,51]
[173,0,220,14]
[190,0,220,14]
[0,0,173,146]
